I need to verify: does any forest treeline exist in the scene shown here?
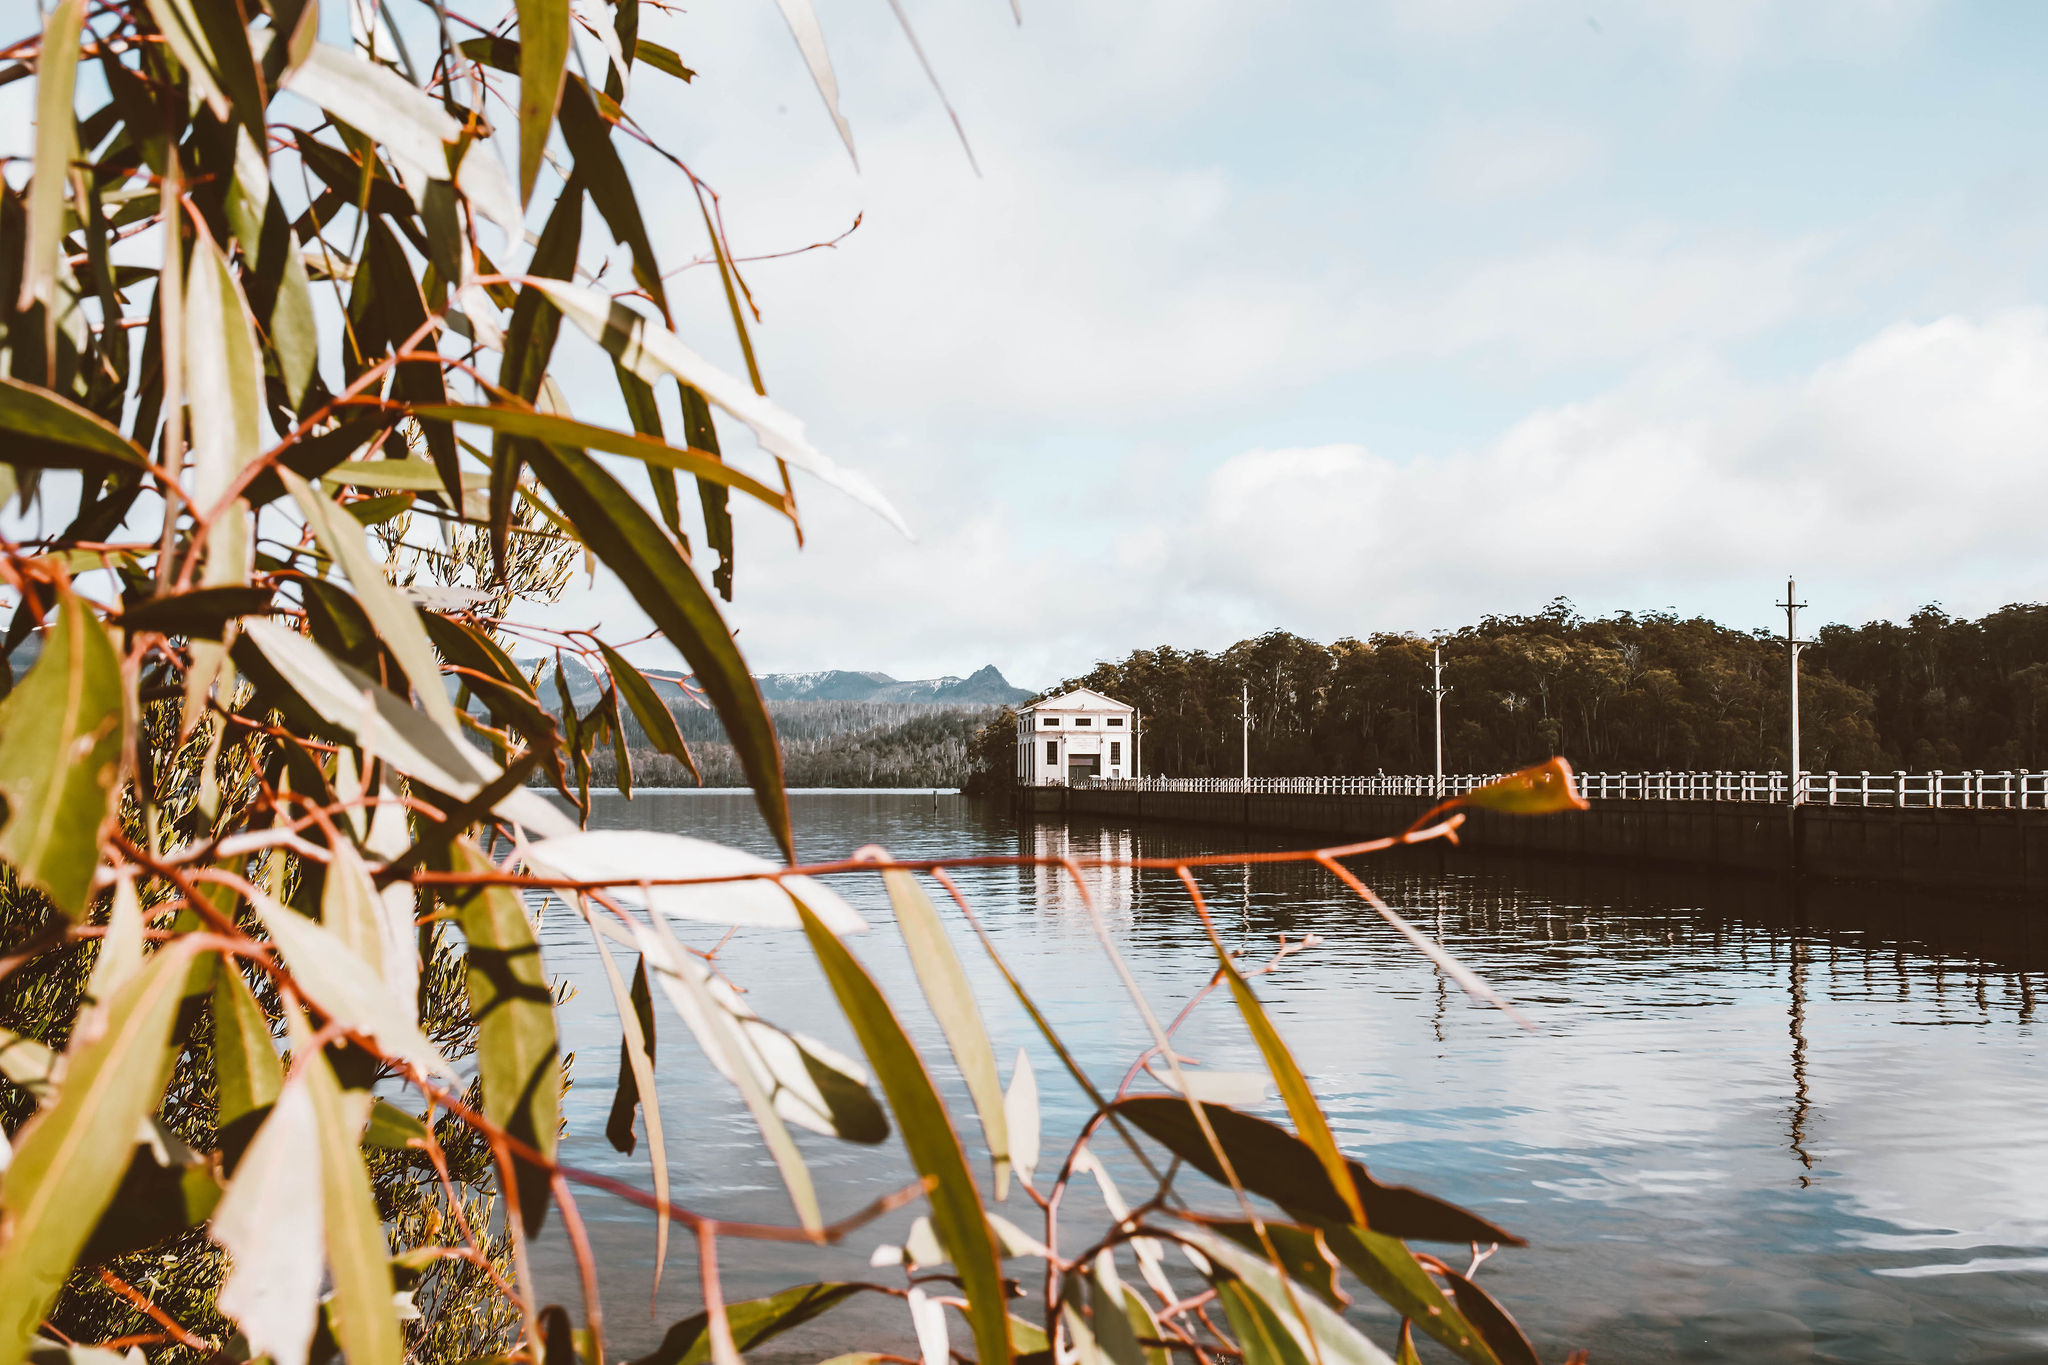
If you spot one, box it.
[968,600,2048,788]
[598,700,992,787]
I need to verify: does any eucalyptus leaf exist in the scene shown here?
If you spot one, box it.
[237,619,575,837]
[882,861,1008,1196]
[0,588,126,918]
[793,899,1013,1365]
[531,280,908,536]
[0,942,206,1365]
[300,1038,402,1365]
[212,1076,325,1365]
[21,0,83,320]
[450,840,560,1232]
[249,886,453,1078]
[523,830,864,933]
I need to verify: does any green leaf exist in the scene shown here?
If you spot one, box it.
[301,1039,403,1365]
[0,587,125,918]
[283,468,464,734]
[83,877,145,1005]
[881,860,1009,1196]
[628,915,884,1230]
[405,403,791,517]
[1207,1223,1348,1309]
[557,80,667,316]
[793,899,1012,1365]
[1178,1226,1398,1365]
[633,39,695,82]
[1121,1285,1170,1365]
[363,1098,430,1150]
[517,440,792,859]
[1216,1278,1313,1365]
[322,838,415,1011]
[212,960,282,1159]
[1005,1047,1040,1192]
[598,643,698,782]
[185,0,268,141]
[678,383,734,599]
[532,280,910,537]
[516,0,571,202]
[491,179,583,571]
[449,839,560,1232]
[212,1074,324,1365]
[603,687,633,797]
[321,458,483,493]
[141,0,231,123]
[0,941,206,1365]
[281,42,455,178]
[21,0,83,320]
[249,884,453,1078]
[592,933,669,1289]
[184,227,266,536]
[0,1027,57,1103]
[274,242,319,408]
[1320,1228,1501,1365]
[1447,758,1587,817]
[116,585,273,640]
[76,1123,223,1266]
[1089,1256,1146,1365]
[521,830,865,933]
[1111,1097,1522,1246]
[769,0,856,164]
[1437,1267,1541,1365]
[0,378,150,472]
[1206,937,1363,1224]
[626,1283,870,1365]
[604,956,656,1152]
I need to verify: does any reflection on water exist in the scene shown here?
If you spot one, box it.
[525,791,2048,1365]
[1019,822,1136,924]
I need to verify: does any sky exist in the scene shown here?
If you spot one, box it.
[19,0,2048,690]
[548,0,2048,689]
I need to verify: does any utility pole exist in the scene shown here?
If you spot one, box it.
[1425,644,1451,798]
[1777,578,1810,804]
[1241,681,1251,783]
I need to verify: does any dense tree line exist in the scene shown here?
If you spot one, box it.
[601,702,993,787]
[968,601,2048,787]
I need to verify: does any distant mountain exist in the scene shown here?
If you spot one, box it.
[754,665,1031,705]
[515,659,1032,709]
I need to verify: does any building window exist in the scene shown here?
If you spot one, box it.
[1073,718,1092,727]
[1042,718,1059,727]
[1110,742,1121,764]
[1107,718,1124,727]
[1045,741,1057,766]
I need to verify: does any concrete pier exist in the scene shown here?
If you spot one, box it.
[1015,786,2048,894]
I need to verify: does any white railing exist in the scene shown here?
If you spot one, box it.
[1073,770,2048,809]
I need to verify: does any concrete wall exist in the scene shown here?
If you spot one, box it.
[1014,786,2048,894]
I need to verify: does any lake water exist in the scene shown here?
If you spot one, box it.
[527,790,2048,1364]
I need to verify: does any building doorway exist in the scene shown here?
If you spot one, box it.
[1067,756,1100,783]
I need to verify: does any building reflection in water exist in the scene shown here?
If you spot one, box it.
[1020,822,1136,925]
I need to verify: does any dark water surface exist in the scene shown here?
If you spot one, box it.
[527,791,2048,1364]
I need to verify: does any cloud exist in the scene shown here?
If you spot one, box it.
[1162,310,2048,637]
[597,310,2048,688]
[1425,116,1604,204]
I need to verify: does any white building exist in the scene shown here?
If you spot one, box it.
[1016,687,1138,785]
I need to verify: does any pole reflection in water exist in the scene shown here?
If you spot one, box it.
[532,792,2048,1365]
[1787,936,1815,1187]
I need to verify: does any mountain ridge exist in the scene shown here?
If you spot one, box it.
[519,657,1032,708]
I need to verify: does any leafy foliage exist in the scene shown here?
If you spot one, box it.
[0,4,1586,1365]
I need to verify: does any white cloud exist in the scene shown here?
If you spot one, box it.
[606,310,2048,688]
[1162,310,2048,637]
[1425,115,1604,204]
